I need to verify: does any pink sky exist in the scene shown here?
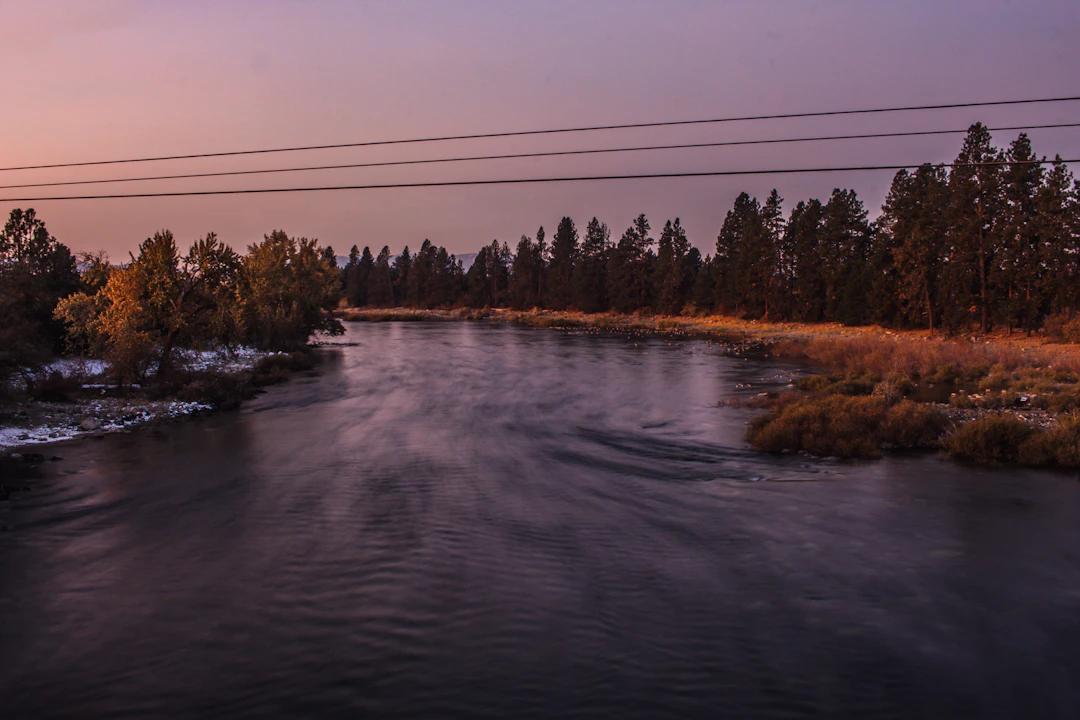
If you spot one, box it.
[3,0,1079,258]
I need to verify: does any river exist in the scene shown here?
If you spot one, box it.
[2,321,1079,718]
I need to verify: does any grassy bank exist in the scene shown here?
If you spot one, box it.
[340,306,1080,469]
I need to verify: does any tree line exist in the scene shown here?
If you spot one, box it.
[339,124,1080,334]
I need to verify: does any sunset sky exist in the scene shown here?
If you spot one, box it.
[3,0,1079,258]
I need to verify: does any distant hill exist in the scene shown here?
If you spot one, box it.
[335,252,478,271]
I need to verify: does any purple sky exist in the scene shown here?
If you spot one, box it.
[3,0,1079,258]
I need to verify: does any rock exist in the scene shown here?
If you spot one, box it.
[79,417,101,431]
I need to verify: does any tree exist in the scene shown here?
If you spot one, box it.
[367,246,395,306]
[654,218,692,314]
[785,200,826,322]
[94,230,241,381]
[713,193,761,314]
[234,230,342,352]
[1034,159,1079,315]
[879,165,949,331]
[547,217,578,309]
[607,214,652,313]
[0,208,80,379]
[819,189,871,325]
[392,246,412,305]
[997,134,1044,331]
[573,217,609,312]
[509,234,540,309]
[942,123,1004,332]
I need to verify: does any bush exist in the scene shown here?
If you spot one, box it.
[1018,414,1080,468]
[881,401,949,449]
[174,372,255,409]
[748,395,887,458]
[252,351,314,386]
[944,415,1035,465]
[27,370,79,402]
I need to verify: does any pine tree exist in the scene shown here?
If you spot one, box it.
[573,217,610,312]
[759,190,785,319]
[654,218,692,314]
[508,234,538,309]
[391,245,412,305]
[997,134,1044,331]
[607,214,652,313]
[713,193,760,314]
[820,188,871,325]
[942,123,1004,332]
[880,165,949,331]
[1034,159,1079,315]
[547,217,578,309]
[785,199,826,322]
[367,246,394,306]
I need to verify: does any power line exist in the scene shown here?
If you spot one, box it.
[3,94,1080,172]
[1,158,1073,203]
[3,122,1078,191]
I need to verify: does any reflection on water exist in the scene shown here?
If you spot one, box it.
[1,322,1079,718]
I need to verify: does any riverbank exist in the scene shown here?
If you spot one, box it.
[340,307,1080,468]
[0,349,320,455]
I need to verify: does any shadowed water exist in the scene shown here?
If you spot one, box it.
[2,322,1079,718]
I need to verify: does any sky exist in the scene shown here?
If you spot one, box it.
[2,0,1079,258]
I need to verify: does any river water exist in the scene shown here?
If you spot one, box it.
[2,321,1079,718]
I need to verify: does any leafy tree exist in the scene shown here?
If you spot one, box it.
[234,230,342,352]
[93,231,241,381]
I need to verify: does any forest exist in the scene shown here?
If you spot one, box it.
[338,124,1080,336]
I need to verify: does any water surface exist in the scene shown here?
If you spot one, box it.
[2,322,1079,718]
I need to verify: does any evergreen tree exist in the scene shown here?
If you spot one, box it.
[654,218,692,314]
[573,217,610,312]
[785,199,826,322]
[820,189,871,325]
[690,253,714,311]
[1034,159,1079,315]
[941,123,1004,332]
[607,214,652,313]
[879,165,949,331]
[713,193,761,313]
[509,234,539,309]
[997,134,1044,331]
[547,217,578,309]
[391,245,412,305]
[759,190,785,319]
[367,246,395,306]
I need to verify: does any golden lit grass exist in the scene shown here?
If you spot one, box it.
[747,396,948,459]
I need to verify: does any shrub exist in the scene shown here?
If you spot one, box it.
[27,370,80,402]
[944,415,1035,465]
[252,351,315,386]
[174,372,255,409]
[880,401,949,449]
[748,395,887,458]
[1018,414,1080,468]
